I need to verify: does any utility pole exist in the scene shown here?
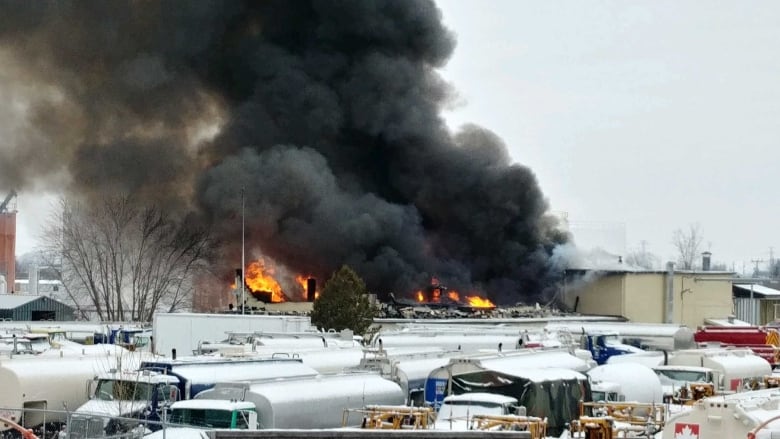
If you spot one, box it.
[241,187,246,315]
[751,258,764,277]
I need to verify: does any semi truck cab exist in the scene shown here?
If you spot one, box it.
[167,400,258,430]
[433,393,521,430]
[72,370,181,436]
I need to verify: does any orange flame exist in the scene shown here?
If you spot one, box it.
[448,291,460,302]
[416,291,424,302]
[466,295,495,308]
[244,260,286,303]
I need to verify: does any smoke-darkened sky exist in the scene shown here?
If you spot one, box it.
[1,0,567,303]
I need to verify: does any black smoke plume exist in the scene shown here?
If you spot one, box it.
[0,0,567,304]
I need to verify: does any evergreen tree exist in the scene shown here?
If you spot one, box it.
[311,265,378,336]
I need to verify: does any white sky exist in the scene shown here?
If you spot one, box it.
[436,0,780,272]
[12,1,780,275]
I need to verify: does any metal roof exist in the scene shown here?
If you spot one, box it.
[0,294,43,309]
[734,283,780,298]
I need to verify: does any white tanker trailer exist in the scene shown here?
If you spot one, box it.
[372,332,526,352]
[661,387,780,438]
[586,363,664,404]
[0,351,147,434]
[188,373,405,429]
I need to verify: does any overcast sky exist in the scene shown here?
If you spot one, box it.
[436,0,780,273]
[12,1,780,275]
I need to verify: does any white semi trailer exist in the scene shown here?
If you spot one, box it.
[152,313,313,357]
[187,373,405,429]
[0,351,146,434]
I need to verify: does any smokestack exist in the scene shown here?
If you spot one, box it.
[306,278,316,302]
[665,262,675,323]
[0,210,15,293]
[702,251,712,271]
[30,264,39,295]
[234,269,243,288]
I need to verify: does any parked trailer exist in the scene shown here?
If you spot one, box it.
[662,387,780,438]
[545,322,696,351]
[256,345,452,375]
[71,357,318,436]
[670,347,772,392]
[195,330,360,355]
[425,350,591,437]
[608,346,772,395]
[694,325,780,365]
[372,333,526,352]
[189,373,405,429]
[139,357,317,400]
[152,313,313,357]
[0,351,147,433]
[586,363,664,404]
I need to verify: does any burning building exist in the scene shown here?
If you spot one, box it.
[230,259,318,312]
[406,278,496,311]
[0,1,569,307]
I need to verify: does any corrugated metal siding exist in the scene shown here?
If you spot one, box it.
[3,296,75,321]
[735,298,760,325]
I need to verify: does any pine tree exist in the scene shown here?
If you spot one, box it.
[310,265,378,336]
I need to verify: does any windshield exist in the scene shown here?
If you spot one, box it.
[126,333,150,348]
[592,391,620,402]
[656,369,709,383]
[169,409,235,428]
[95,379,154,401]
[50,332,67,343]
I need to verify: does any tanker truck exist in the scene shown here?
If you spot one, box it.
[71,357,318,436]
[172,373,406,430]
[0,350,145,436]
[586,362,664,404]
[662,387,780,438]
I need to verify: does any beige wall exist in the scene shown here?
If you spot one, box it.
[565,273,624,317]
[623,273,665,323]
[673,273,733,329]
[566,271,734,328]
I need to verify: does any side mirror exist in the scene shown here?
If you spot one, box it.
[86,379,96,399]
[248,411,258,430]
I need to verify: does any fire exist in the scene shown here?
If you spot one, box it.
[296,275,318,299]
[466,295,495,308]
[244,260,286,303]
[416,291,424,302]
[448,291,460,302]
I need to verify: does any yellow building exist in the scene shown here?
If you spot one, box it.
[562,267,735,329]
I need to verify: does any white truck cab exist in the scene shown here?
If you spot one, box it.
[166,399,257,430]
[433,393,520,430]
[71,370,181,436]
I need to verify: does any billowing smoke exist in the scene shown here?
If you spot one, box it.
[0,0,567,304]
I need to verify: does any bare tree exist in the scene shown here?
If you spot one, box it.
[625,249,660,270]
[40,196,213,321]
[672,223,704,270]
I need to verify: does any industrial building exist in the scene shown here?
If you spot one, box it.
[0,294,75,321]
[0,191,16,294]
[733,283,780,325]
[562,262,735,329]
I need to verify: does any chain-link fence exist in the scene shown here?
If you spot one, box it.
[0,407,183,439]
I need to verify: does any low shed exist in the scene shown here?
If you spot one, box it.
[0,294,75,321]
